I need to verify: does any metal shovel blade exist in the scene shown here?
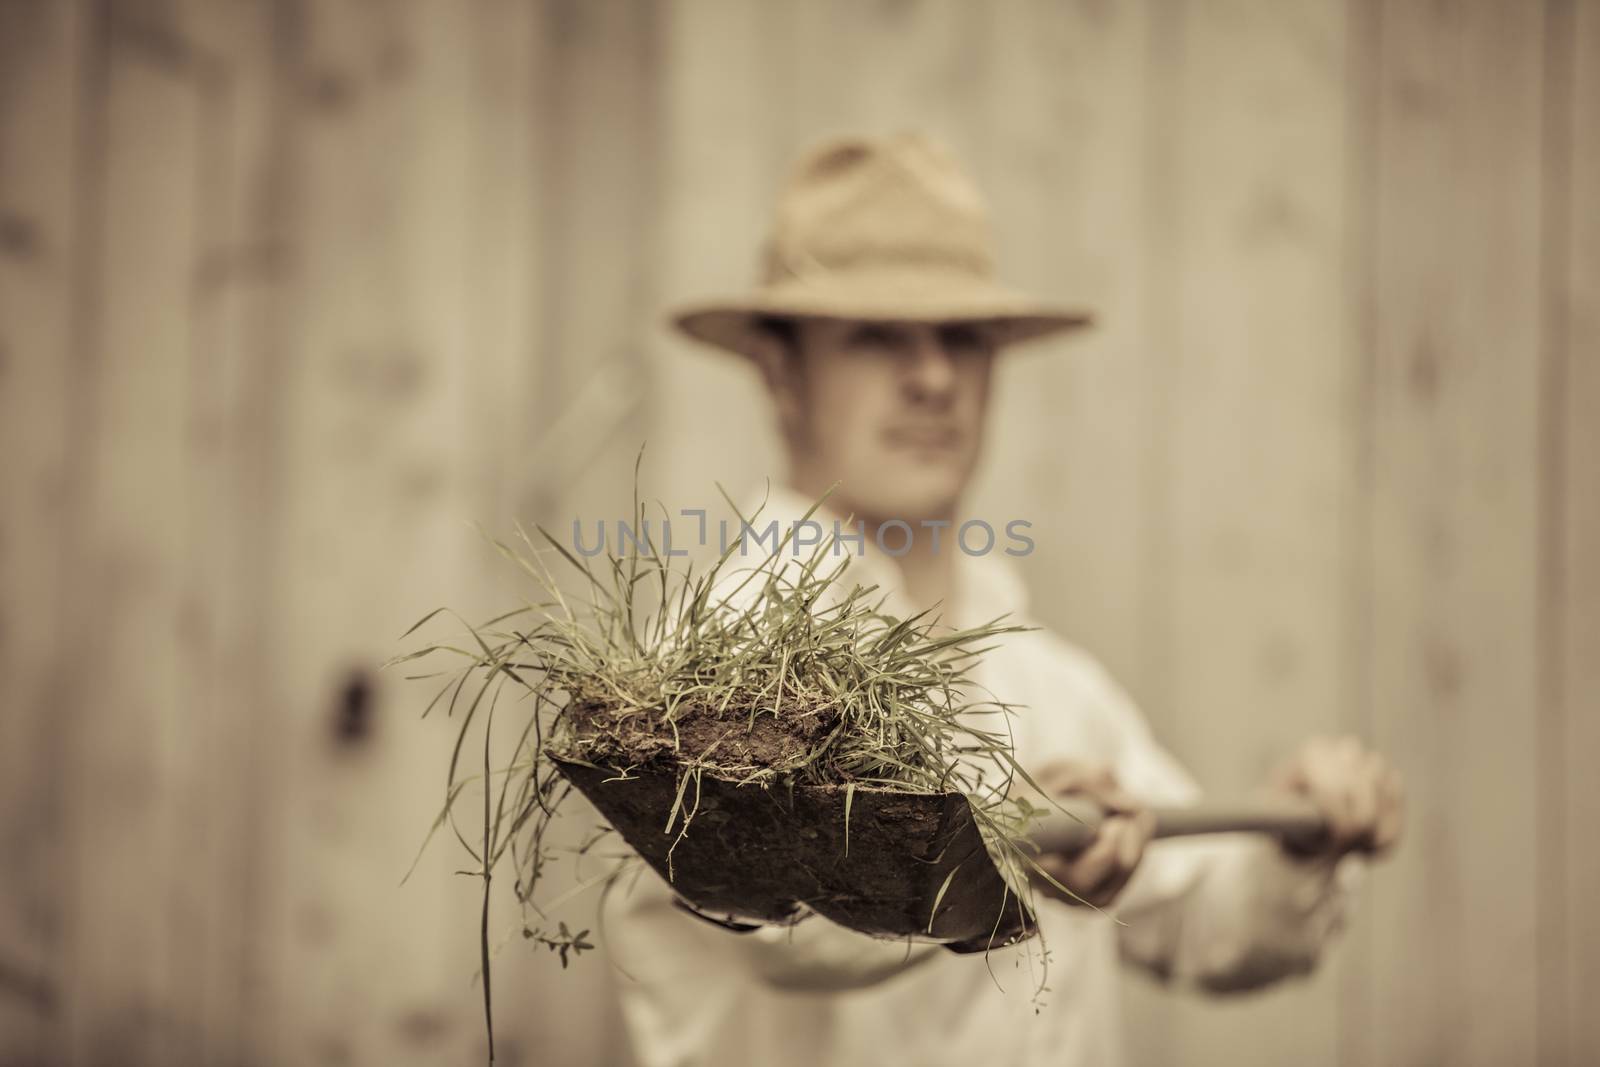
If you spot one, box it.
[552,756,1037,951]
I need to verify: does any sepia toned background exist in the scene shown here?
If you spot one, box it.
[2,0,1597,1064]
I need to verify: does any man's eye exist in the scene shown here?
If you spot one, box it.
[938,324,988,353]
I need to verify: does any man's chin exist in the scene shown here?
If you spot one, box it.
[851,475,965,527]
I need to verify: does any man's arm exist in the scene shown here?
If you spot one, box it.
[602,861,944,994]
[1060,660,1401,993]
[1113,833,1364,992]
[707,906,944,992]
[1023,746,1367,992]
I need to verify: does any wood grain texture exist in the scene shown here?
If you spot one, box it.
[152,5,289,1063]
[1154,2,1356,1065]
[0,0,87,1060]
[255,3,504,1062]
[652,0,790,510]
[971,0,1154,697]
[1558,2,1600,1062]
[529,0,658,527]
[59,14,212,1063]
[1365,1,1547,1064]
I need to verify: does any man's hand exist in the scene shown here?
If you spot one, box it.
[1270,736,1404,859]
[1026,761,1156,909]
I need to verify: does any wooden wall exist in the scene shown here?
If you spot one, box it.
[0,1,1594,1064]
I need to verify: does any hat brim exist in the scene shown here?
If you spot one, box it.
[670,273,1092,358]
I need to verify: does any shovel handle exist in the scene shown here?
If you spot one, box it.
[1029,798,1328,855]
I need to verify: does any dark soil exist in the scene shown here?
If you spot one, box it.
[563,691,843,777]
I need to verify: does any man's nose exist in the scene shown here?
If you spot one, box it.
[904,330,957,400]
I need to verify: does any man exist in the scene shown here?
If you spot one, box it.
[601,133,1402,1066]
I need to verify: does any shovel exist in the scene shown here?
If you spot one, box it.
[554,756,1326,952]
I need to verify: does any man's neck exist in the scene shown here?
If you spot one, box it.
[785,474,959,618]
[860,515,955,616]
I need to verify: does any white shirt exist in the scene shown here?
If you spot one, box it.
[600,487,1360,1067]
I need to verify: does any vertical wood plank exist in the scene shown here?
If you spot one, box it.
[55,8,310,1060]
[652,0,790,509]
[60,7,206,1061]
[1155,2,1359,1065]
[1538,2,1574,1062]
[258,3,505,1062]
[1558,1,1600,1061]
[791,0,993,166]
[0,0,87,1059]
[972,0,1155,695]
[1130,8,1189,1064]
[1366,1,1547,1063]
[162,3,295,1062]
[527,0,659,527]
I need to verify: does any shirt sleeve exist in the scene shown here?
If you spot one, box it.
[1072,654,1365,993]
[1114,834,1364,992]
[715,907,946,992]
[602,859,944,994]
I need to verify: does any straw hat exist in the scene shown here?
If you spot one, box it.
[669,132,1093,358]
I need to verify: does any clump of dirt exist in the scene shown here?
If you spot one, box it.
[561,689,844,779]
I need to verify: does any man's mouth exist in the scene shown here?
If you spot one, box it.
[884,426,961,450]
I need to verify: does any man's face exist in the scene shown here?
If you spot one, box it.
[762,318,997,524]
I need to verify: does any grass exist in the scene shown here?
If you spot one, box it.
[386,463,1071,1060]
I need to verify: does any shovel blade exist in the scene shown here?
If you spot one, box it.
[553,757,1035,950]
